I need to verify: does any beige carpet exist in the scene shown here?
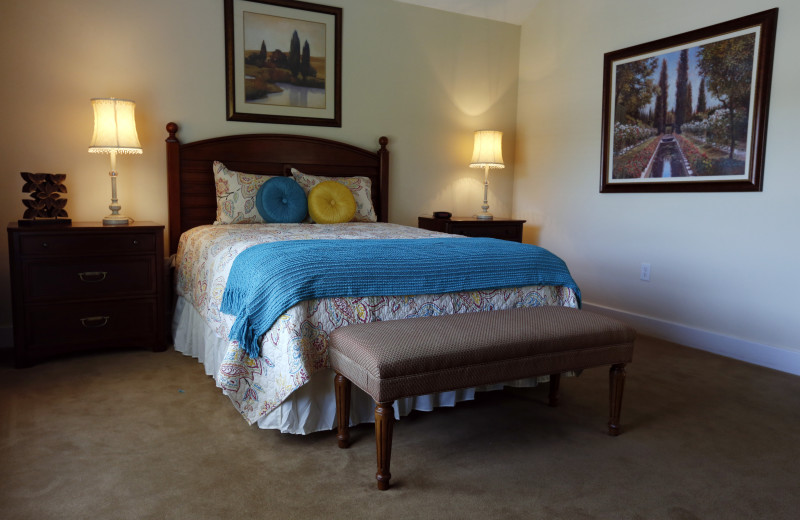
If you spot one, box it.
[1,336,799,520]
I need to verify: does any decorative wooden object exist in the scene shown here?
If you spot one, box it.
[19,172,71,225]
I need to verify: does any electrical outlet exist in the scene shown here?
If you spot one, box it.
[640,263,651,282]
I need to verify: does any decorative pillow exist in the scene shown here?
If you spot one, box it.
[255,177,308,223]
[213,161,274,224]
[307,181,357,224]
[291,168,377,222]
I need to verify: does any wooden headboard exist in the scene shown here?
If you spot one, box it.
[165,122,389,255]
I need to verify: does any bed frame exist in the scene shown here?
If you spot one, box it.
[165,122,390,255]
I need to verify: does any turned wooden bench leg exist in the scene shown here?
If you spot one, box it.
[334,372,351,449]
[608,363,626,436]
[548,373,561,407]
[375,401,395,490]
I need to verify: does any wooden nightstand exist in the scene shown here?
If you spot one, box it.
[7,221,167,367]
[418,216,526,243]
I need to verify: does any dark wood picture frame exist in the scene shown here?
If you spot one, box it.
[600,9,778,193]
[224,0,342,127]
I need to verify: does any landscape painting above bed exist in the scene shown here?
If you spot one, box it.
[165,123,581,434]
[224,0,342,126]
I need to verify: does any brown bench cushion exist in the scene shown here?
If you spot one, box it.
[328,306,635,403]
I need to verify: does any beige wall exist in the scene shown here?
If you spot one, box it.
[516,0,800,368]
[6,0,795,372]
[0,0,521,341]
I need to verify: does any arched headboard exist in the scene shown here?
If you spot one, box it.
[165,122,390,254]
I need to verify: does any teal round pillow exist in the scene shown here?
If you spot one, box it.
[256,176,308,223]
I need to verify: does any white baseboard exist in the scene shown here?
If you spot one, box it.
[582,302,800,377]
[2,310,797,376]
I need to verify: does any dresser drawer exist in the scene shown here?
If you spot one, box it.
[25,299,159,349]
[418,216,525,243]
[24,256,157,302]
[19,232,156,256]
[450,223,522,241]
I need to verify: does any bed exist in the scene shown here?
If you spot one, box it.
[166,122,580,434]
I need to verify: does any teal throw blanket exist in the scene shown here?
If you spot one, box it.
[221,237,581,359]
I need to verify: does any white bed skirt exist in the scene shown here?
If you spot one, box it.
[172,297,549,434]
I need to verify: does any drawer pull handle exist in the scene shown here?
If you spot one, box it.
[78,271,107,283]
[42,242,48,248]
[80,316,109,328]
[133,240,139,246]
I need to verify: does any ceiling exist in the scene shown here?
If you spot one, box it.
[393,0,539,25]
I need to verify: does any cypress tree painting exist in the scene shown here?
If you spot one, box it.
[243,13,326,108]
[225,0,342,127]
[600,9,778,192]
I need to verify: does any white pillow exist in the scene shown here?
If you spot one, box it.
[290,168,377,222]
[213,161,274,224]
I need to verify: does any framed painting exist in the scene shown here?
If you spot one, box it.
[224,0,342,127]
[600,9,778,193]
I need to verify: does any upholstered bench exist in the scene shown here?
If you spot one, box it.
[328,306,636,490]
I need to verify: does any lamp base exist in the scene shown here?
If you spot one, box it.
[103,214,131,225]
[475,212,493,220]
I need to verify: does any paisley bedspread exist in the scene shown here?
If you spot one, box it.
[174,223,579,426]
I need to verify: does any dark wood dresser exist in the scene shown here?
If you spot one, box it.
[418,216,526,243]
[7,221,167,367]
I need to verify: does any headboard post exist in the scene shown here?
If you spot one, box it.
[165,122,182,255]
[378,136,389,223]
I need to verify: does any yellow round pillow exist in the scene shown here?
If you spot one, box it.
[307,180,357,224]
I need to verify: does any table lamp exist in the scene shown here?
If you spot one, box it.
[469,130,504,220]
[88,98,142,225]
